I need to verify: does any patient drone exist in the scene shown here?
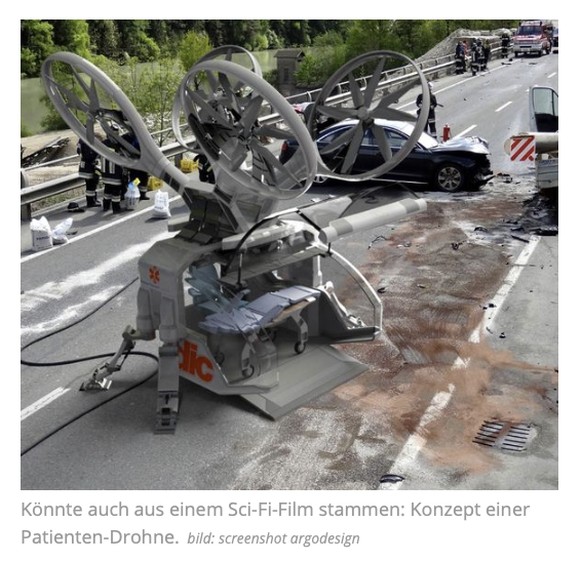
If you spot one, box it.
[41,47,429,433]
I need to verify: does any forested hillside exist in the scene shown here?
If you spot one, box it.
[21,19,519,136]
[21,19,518,77]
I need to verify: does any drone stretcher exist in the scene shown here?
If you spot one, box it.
[41,46,429,433]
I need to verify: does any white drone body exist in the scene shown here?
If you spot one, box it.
[41,47,428,432]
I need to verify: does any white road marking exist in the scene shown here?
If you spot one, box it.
[21,231,172,318]
[478,235,541,336]
[454,124,477,137]
[379,384,454,490]
[21,285,127,337]
[380,236,541,489]
[21,387,70,421]
[495,101,513,112]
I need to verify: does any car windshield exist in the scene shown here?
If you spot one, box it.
[517,25,542,35]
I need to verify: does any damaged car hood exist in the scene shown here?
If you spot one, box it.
[434,136,490,154]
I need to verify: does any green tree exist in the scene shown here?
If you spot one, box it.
[135,58,184,144]
[21,20,55,77]
[147,21,170,54]
[88,20,121,60]
[286,20,311,46]
[265,28,283,49]
[117,20,160,61]
[389,20,442,58]
[178,30,213,72]
[31,20,92,130]
[345,20,400,61]
[85,55,183,144]
[295,31,347,87]
[294,54,323,88]
[49,20,91,58]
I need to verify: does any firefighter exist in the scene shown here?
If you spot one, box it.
[476,39,486,71]
[416,82,440,138]
[455,41,466,74]
[501,33,511,58]
[77,139,101,208]
[122,131,151,201]
[483,40,491,70]
[470,40,480,75]
[101,138,124,214]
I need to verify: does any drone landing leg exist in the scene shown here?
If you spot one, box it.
[79,326,137,391]
[155,344,180,434]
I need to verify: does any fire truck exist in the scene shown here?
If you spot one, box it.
[513,20,554,57]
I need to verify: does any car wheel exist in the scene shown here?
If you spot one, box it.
[435,164,466,192]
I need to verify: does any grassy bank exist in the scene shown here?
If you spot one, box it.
[21,77,45,135]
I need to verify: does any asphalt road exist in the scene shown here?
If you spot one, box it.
[16,50,566,558]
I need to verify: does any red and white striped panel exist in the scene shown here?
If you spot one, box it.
[510,135,536,161]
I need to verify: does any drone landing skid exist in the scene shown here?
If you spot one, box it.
[241,342,366,419]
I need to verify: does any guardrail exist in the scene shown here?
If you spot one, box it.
[20,42,502,221]
[20,140,188,220]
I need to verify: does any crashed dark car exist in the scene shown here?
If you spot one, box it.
[279,119,494,193]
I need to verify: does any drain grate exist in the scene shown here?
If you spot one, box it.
[473,420,535,452]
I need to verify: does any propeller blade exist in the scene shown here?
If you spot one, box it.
[364,57,386,106]
[348,72,364,107]
[186,88,232,127]
[250,140,304,189]
[86,116,95,144]
[319,125,357,156]
[372,106,417,122]
[48,78,90,115]
[239,95,263,133]
[376,77,420,109]
[317,104,357,121]
[254,124,296,140]
[340,122,364,173]
[218,71,237,106]
[228,141,248,171]
[371,123,393,161]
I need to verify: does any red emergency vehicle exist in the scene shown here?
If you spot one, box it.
[513,20,553,57]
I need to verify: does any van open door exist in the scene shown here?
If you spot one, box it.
[528,86,558,191]
[530,86,559,132]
